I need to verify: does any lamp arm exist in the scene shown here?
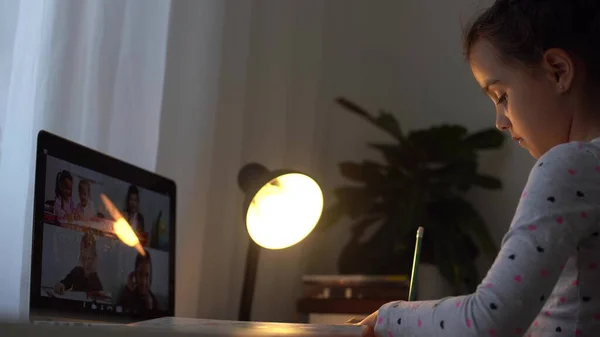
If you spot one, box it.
[238,238,261,321]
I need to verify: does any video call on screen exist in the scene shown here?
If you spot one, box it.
[40,155,171,316]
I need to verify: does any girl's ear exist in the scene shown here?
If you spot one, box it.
[542,48,575,93]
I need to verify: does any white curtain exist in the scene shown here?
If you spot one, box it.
[0,0,327,322]
[0,0,170,319]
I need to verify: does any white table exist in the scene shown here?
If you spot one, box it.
[3,317,364,337]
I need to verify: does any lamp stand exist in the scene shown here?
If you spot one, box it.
[238,238,261,321]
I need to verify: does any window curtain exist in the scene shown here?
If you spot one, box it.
[0,0,170,319]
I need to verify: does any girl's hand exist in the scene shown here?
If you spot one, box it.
[359,310,378,326]
[54,282,65,295]
[357,311,378,337]
[145,294,154,310]
[361,325,376,337]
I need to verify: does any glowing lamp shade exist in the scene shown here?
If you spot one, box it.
[237,163,323,321]
[245,173,323,249]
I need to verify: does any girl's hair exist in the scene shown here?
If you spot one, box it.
[125,185,139,211]
[463,0,600,84]
[134,249,152,284]
[54,170,73,198]
[79,232,98,271]
[80,232,97,254]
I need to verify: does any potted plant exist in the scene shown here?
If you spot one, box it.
[318,97,504,295]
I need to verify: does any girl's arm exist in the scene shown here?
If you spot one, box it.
[375,141,600,337]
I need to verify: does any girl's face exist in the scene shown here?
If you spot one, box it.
[80,245,96,275]
[469,39,573,159]
[128,193,139,213]
[61,178,73,200]
[79,185,89,207]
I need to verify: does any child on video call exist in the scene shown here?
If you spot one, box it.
[360,1,600,336]
[53,170,75,220]
[75,179,96,221]
[117,250,158,314]
[54,233,103,294]
[124,185,145,233]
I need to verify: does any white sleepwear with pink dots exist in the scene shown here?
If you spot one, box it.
[375,139,600,337]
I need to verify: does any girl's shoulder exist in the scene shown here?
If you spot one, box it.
[535,140,600,171]
[523,140,600,194]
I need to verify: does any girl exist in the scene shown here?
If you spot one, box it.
[53,170,75,220]
[117,250,159,315]
[75,179,96,221]
[124,185,145,233]
[54,233,103,294]
[361,0,600,336]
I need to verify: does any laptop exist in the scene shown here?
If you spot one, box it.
[29,130,176,325]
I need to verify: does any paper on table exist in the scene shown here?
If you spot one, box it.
[42,287,112,304]
[129,317,364,337]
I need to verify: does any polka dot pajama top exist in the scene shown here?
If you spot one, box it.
[375,140,600,336]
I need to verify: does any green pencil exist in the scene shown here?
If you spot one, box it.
[408,226,424,301]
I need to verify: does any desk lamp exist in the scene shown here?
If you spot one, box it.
[237,163,323,321]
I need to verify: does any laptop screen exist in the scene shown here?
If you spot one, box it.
[30,131,176,322]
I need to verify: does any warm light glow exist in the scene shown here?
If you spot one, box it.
[113,217,140,247]
[100,193,145,256]
[100,193,125,220]
[245,173,323,250]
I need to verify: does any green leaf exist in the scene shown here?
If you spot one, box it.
[408,125,467,145]
[428,160,477,191]
[407,125,471,162]
[473,174,502,189]
[367,143,416,176]
[338,162,366,182]
[368,143,401,164]
[336,97,371,119]
[350,215,383,238]
[332,186,377,219]
[433,125,468,141]
[373,110,403,140]
[338,160,384,184]
[316,203,345,231]
[464,129,505,149]
[336,97,404,141]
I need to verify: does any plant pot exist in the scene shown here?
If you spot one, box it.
[416,263,453,300]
